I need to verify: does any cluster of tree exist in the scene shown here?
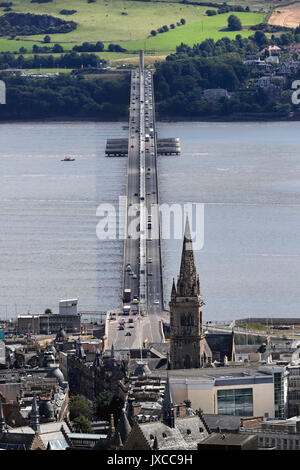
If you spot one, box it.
[206,10,217,16]
[173,36,257,59]
[250,22,293,33]
[69,395,93,434]
[0,51,106,69]
[16,41,125,55]
[181,0,249,9]
[249,29,300,48]
[128,0,248,7]
[227,14,242,31]
[171,27,300,60]
[247,23,300,47]
[73,41,104,52]
[0,1,13,9]
[29,43,64,53]
[60,9,77,16]
[153,53,294,118]
[31,0,53,3]
[107,43,127,52]
[150,18,185,36]
[0,12,77,37]
[207,4,249,15]
[95,390,124,424]
[0,71,130,119]
[217,4,250,13]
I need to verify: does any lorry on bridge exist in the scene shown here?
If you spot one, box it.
[123,288,131,303]
[123,305,131,315]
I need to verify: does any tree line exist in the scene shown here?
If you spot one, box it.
[0,51,107,69]
[0,71,130,119]
[0,12,77,37]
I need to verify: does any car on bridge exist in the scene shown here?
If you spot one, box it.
[125,332,132,336]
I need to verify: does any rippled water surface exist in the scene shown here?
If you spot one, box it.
[0,121,300,321]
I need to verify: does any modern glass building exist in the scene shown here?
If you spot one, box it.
[217,388,253,416]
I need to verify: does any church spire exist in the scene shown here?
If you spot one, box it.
[162,375,175,428]
[171,278,176,299]
[115,409,131,444]
[177,216,200,297]
[30,395,40,433]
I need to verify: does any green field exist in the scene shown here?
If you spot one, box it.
[0,0,266,56]
[118,12,265,53]
[0,0,211,42]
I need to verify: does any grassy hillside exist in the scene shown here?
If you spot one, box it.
[0,1,265,59]
[119,12,265,53]
[0,0,211,42]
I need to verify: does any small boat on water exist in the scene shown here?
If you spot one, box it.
[61,156,75,161]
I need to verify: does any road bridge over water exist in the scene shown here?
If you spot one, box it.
[106,51,174,351]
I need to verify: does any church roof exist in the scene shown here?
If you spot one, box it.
[0,432,39,450]
[115,410,131,444]
[124,415,209,450]
[203,414,241,433]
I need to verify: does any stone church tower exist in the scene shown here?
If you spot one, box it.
[169,218,205,369]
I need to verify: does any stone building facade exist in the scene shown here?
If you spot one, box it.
[169,219,206,369]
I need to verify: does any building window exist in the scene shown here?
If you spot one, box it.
[271,439,275,448]
[217,388,253,417]
[274,372,285,419]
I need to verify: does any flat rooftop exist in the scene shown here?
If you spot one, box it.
[151,364,285,380]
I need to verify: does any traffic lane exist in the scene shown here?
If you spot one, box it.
[111,316,143,349]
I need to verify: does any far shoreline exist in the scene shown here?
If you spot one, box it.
[0,114,300,124]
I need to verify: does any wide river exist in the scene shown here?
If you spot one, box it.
[0,121,300,322]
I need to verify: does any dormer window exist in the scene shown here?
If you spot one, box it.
[187,429,191,435]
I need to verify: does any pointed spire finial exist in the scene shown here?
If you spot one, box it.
[171,278,176,299]
[162,375,175,428]
[184,214,192,245]
[176,216,200,298]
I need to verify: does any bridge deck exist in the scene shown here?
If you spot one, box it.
[106,53,167,351]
